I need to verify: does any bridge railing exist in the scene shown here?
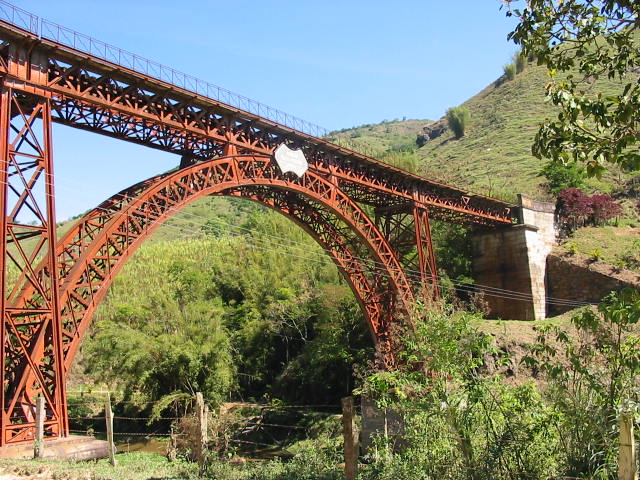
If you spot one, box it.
[0,1,329,138]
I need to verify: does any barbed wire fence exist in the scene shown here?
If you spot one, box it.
[64,389,345,468]
[30,390,640,479]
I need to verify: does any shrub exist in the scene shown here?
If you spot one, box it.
[539,160,585,194]
[357,305,560,480]
[446,106,470,139]
[565,242,578,255]
[556,188,622,234]
[590,194,622,225]
[514,50,527,73]
[503,63,516,81]
[523,288,640,479]
[556,188,593,233]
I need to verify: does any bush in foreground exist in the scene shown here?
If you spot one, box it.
[356,305,559,480]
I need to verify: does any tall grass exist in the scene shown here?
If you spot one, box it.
[446,107,471,139]
[503,63,516,81]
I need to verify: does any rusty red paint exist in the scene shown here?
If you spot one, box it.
[0,20,518,445]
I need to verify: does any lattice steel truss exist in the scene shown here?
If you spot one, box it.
[0,89,67,444]
[0,17,519,446]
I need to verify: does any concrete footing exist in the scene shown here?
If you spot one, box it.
[360,398,405,453]
[0,436,109,461]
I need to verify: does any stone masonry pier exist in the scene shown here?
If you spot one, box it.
[472,195,556,321]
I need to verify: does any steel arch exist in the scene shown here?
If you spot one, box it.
[0,6,521,449]
[5,154,415,444]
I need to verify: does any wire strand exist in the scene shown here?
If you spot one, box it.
[0,166,599,309]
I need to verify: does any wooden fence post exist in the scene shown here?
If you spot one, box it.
[618,412,637,480]
[34,396,45,458]
[195,392,208,471]
[341,396,359,480]
[105,393,117,466]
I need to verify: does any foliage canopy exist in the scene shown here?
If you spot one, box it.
[85,202,372,413]
[506,0,640,177]
[539,159,586,194]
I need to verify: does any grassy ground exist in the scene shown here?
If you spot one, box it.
[0,453,199,480]
[561,225,640,271]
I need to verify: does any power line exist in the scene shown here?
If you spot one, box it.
[103,197,593,307]
[0,168,597,308]
[1,170,592,308]
[81,183,592,307]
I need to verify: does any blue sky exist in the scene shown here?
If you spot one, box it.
[18,0,520,219]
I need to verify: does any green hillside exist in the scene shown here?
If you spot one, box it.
[328,59,635,202]
[325,59,639,273]
[325,119,427,174]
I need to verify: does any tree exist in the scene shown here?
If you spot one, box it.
[446,106,471,139]
[539,159,586,194]
[505,1,640,177]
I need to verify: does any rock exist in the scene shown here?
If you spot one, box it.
[422,119,448,139]
[417,119,448,146]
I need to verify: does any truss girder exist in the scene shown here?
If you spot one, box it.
[412,206,440,299]
[374,203,441,302]
[0,25,517,227]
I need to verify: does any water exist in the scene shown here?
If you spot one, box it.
[115,437,168,455]
[114,437,293,461]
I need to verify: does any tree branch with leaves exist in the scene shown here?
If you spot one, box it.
[505,0,640,177]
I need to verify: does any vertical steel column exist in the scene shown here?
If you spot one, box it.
[413,204,440,301]
[42,95,68,442]
[0,87,10,448]
[0,88,67,446]
[374,202,440,303]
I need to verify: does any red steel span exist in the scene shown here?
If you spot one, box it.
[0,2,518,446]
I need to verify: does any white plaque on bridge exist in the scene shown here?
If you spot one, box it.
[274,144,308,177]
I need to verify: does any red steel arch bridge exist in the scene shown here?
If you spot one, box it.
[0,3,517,446]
